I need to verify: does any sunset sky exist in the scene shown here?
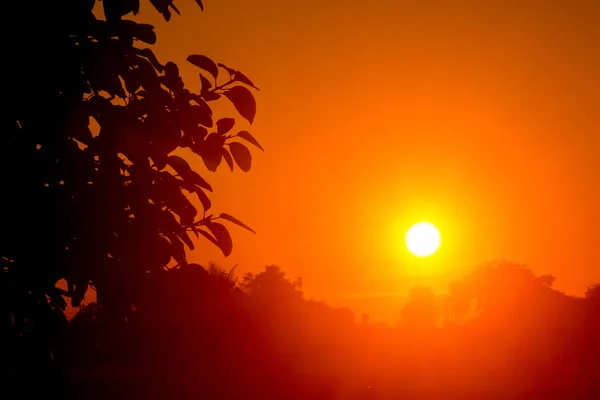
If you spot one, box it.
[126,0,600,321]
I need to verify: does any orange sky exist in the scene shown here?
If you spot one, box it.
[124,0,600,322]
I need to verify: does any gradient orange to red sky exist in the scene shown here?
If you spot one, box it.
[120,0,600,322]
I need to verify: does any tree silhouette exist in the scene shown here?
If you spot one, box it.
[240,266,305,349]
[29,261,600,398]
[438,260,560,324]
[585,283,600,301]
[241,265,303,314]
[585,283,600,315]
[2,0,261,376]
[400,286,438,328]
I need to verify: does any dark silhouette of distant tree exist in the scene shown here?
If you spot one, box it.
[2,0,261,377]
[585,284,600,301]
[52,262,600,399]
[241,265,303,312]
[241,265,302,292]
[240,266,304,348]
[585,283,600,316]
[400,286,438,328]
[438,260,559,324]
[62,264,329,400]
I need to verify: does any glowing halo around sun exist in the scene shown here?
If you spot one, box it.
[405,222,441,257]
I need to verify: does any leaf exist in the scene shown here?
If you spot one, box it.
[130,0,141,15]
[150,0,172,21]
[71,281,88,308]
[70,124,94,144]
[180,132,193,148]
[162,62,183,91]
[219,213,256,234]
[121,21,157,44]
[234,70,259,90]
[185,124,208,144]
[199,73,212,93]
[187,54,219,80]
[193,97,213,117]
[135,23,157,44]
[177,230,194,251]
[92,72,125,99]
[188,104,213,128]
[205,222,233,257]
[189,171,213,192]
[167,233,186,262]
[123,69,141,93]
[222,149,234,172]
[194,187,212,212]
[177,230,194,250]
[217,62,236,77]
[153,172,196,222]
[217,118,235,134]
[154,235,174,265]
[48,286,67,311]
[135,56,161,90]
[203,92,221,102]
[200,132,225,172]
[164,61,179,78]
[103,0,126,21]
[105,0,140,19]
[223,86,256,124]
[167,155,192,177]
[136,48,164,72]
[197,228,218,248]
[228,142,252,172]
[179,205,197,230]
[236,130,264,152]
[156,209,192,249]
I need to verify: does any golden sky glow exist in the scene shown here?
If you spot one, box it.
[129,0,600,322]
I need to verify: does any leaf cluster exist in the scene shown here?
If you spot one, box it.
[1,0,262,332]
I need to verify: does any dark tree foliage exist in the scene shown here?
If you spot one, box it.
[62,266,337,399]
[2,0,262,376]
[438,260,561,323]
[585,283,600,300]
[240,265,304,337]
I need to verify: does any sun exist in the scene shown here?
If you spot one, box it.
[405,222,441,257]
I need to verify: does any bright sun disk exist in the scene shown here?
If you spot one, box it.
[405,222,441,257]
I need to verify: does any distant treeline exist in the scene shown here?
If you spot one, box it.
[3,261,598,399]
